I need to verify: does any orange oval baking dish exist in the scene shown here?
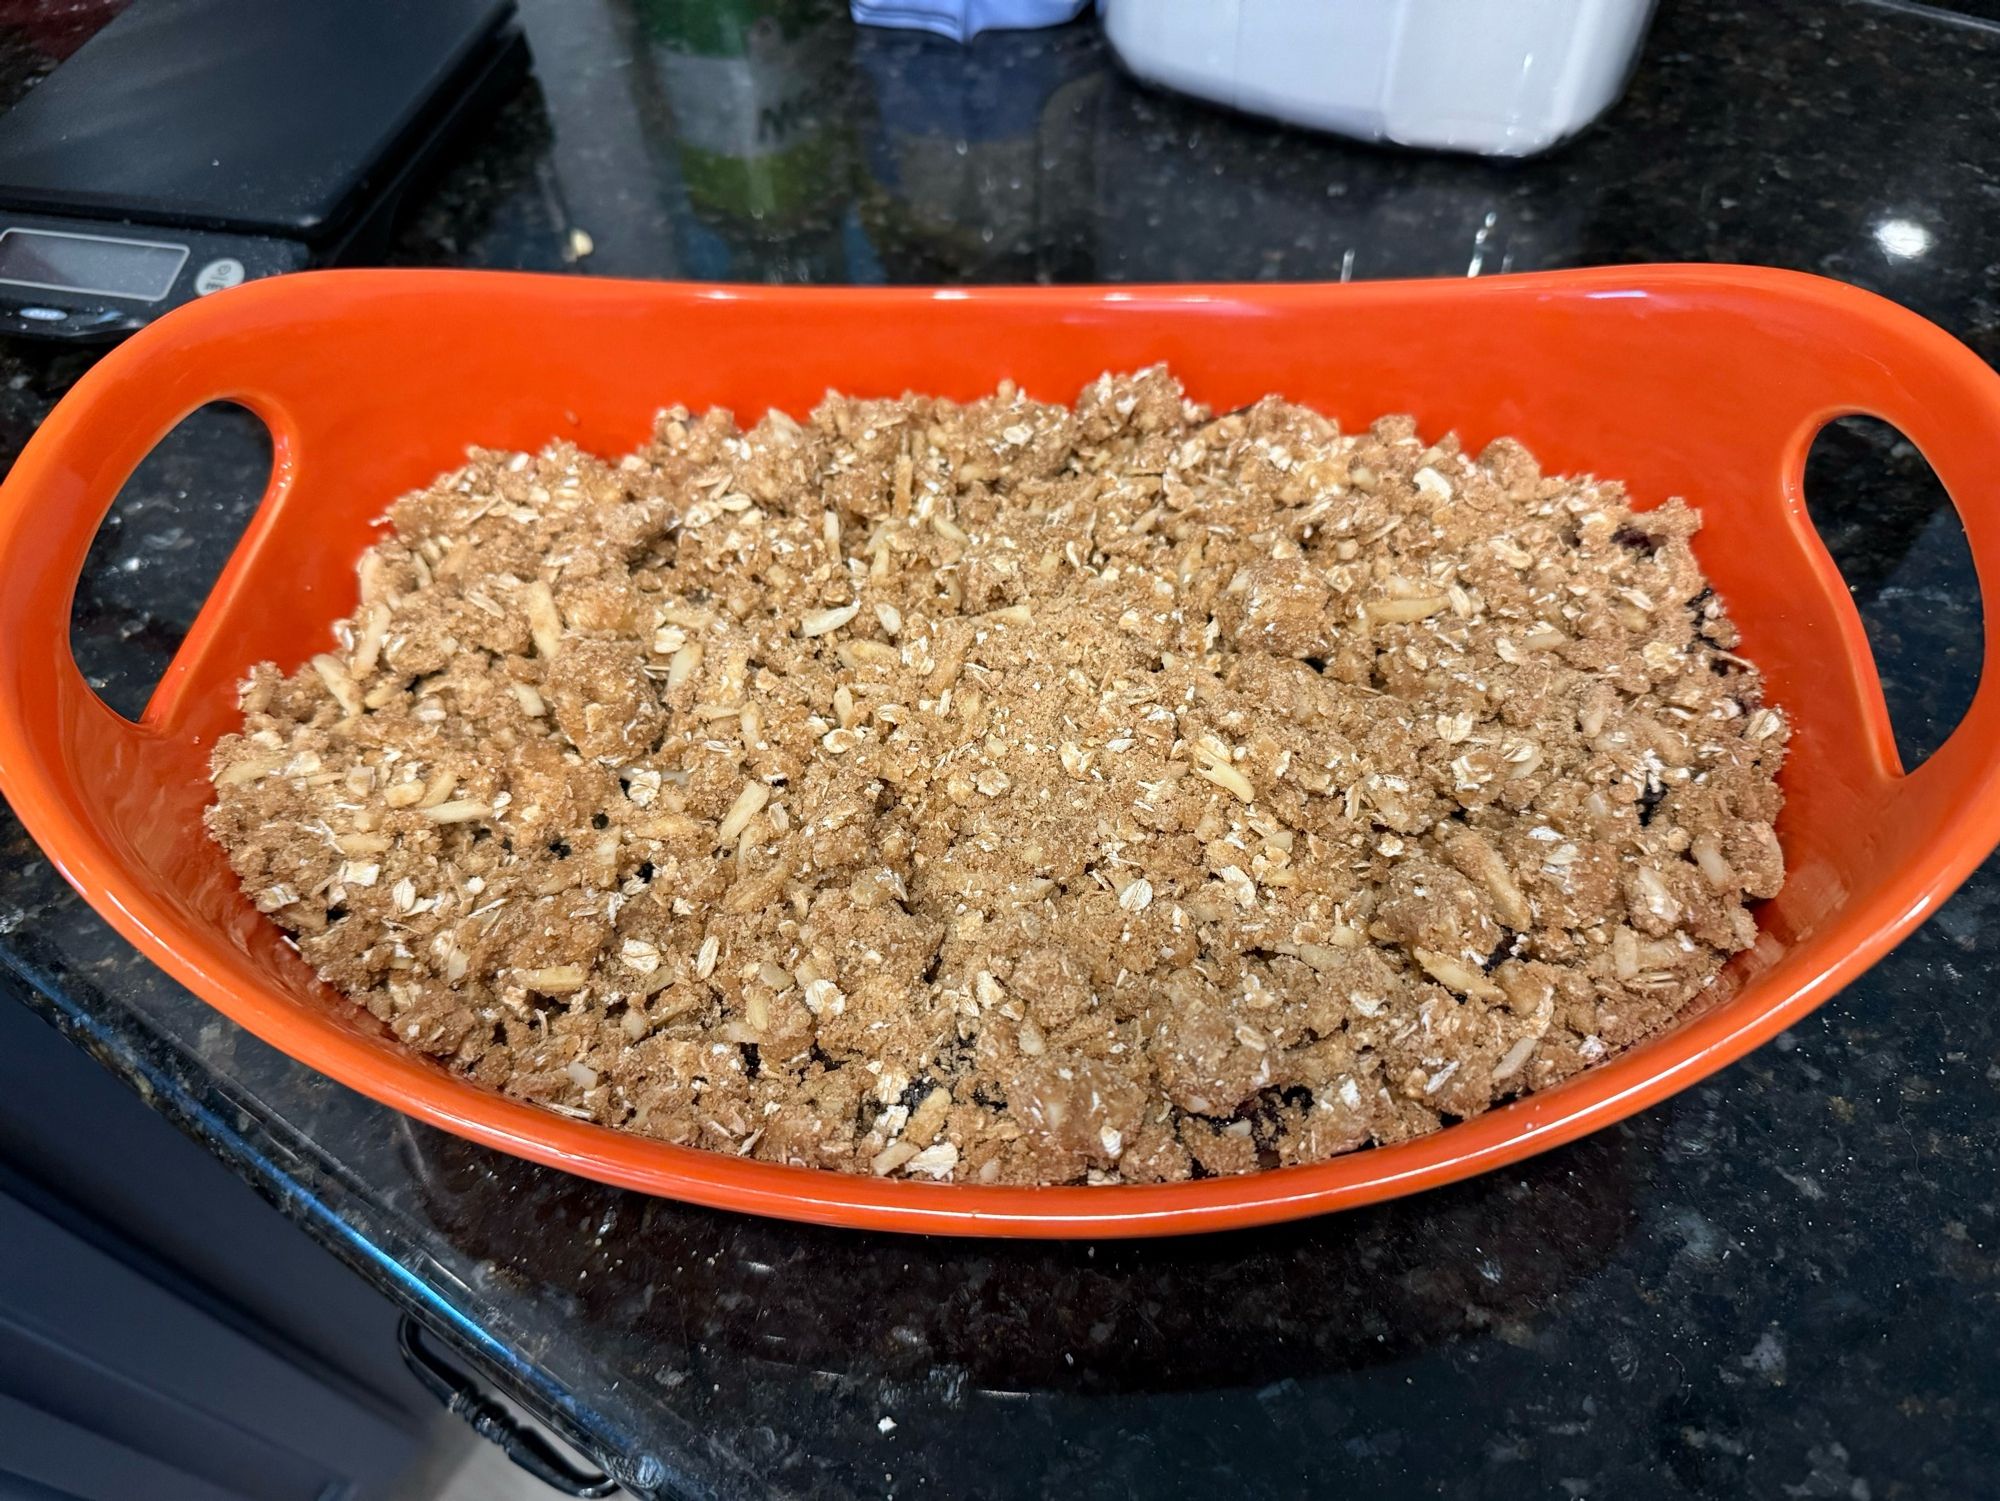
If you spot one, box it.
[3,266,1998,1238]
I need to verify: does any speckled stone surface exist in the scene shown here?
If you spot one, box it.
[3,1,1998,1495]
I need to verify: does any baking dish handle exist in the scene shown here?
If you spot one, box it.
[1786,328,2000,820]
[0,335,277,770]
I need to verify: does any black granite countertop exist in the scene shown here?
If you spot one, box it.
[4,1,2000,1495]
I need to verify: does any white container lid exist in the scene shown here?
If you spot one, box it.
[1102,0,1659,158]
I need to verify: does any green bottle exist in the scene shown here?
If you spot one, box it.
[636,0,856,232]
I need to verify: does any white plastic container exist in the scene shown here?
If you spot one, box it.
[1100,0,1658,158]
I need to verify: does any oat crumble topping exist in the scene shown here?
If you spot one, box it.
[206,368,1786,1185]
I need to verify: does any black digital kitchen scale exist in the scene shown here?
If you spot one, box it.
[0,0,525,342]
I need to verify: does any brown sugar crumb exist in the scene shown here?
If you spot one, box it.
[205,368,1787,1186]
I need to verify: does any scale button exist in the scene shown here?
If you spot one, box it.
[18,306,67,322]
[193,258,246,296]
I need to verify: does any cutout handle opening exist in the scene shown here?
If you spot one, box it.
[67,401,274,724]
[1802,414,1982,772]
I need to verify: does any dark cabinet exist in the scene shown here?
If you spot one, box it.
[0,993,433,1501]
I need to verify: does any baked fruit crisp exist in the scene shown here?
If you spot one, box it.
[207,368,1786,1185]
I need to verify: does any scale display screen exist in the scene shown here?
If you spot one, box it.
[0,227,186,302]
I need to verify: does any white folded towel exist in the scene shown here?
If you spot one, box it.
[850,0,1089,43]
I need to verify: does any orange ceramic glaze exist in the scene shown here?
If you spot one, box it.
[2,267,1997,1238]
